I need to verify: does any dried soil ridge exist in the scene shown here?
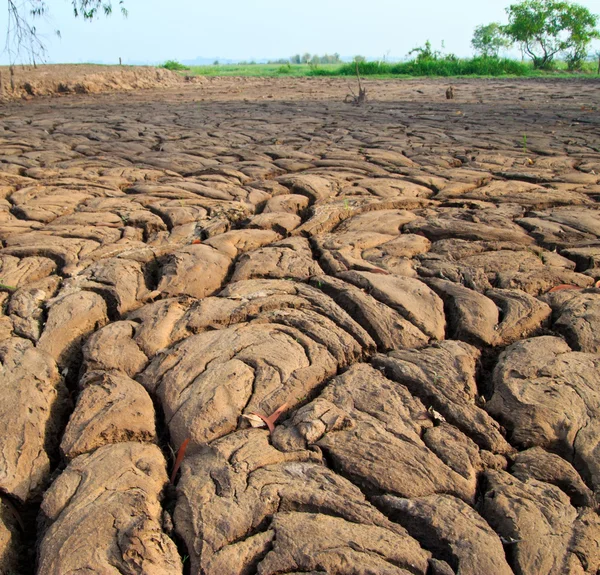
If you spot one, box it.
[0,73,600,575]
[0,64,186,100]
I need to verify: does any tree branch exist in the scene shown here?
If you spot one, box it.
[5,0,48,65]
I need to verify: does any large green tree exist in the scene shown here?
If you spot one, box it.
[471,23,512,57]
[504,0,599,69]
[6,1,127,63]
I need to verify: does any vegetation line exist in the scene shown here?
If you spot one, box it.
[163,57,600,79]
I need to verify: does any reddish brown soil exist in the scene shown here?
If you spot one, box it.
[1,71,600,575]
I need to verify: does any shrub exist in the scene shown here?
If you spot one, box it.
[309,56,531,77]
[161,60,189,71]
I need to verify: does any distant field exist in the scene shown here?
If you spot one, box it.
[186,63,341,77]
[182,59,600,79]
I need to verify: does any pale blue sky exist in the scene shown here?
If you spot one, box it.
[1,0,599,65]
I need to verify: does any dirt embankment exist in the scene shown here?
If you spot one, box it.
[0,64,186,100]
[1,77,600,575]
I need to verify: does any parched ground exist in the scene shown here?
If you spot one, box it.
[1,73,600,575]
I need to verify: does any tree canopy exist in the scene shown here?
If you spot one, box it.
[5,0,126,64]
[471,23,512,57]
[504,0,599,69]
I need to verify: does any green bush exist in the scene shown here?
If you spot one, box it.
[160,60,189,71]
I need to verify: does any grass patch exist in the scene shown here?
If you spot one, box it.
[328,57,531,76]
[182,57,599,78]
[186,63,340,77]
[161,60,189,71]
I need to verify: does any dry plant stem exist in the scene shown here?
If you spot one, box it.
[170,438,190,484]
[355,62,367,106]
[344,63,367,106]
[250,403,289,433]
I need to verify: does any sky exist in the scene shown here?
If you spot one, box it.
[1,0,599,65]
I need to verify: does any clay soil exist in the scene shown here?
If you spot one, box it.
[1,71,600,575]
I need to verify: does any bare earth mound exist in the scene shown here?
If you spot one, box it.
[1,70,600,575]
[0,64,185,100]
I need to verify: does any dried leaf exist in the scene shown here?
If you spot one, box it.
[548,284,583,293]
[242,413,266,428]
[249,402,288,434]
[170,438,190,484]
[367,267,390,275]
[428,406,446,423]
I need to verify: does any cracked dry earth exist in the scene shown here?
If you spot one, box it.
[1,75,600,575]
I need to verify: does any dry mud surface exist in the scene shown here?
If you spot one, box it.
[1,75,600,574]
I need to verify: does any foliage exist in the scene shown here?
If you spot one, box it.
[186,63,342,77]
[187,56,600,79]
[5,0,127,63]
[161,60,189,71]
[277,63,293,74]
[406,40,460,66]
[408,40,441,62]
[504,0,600,69]
[560,2,600,69]
[472,23,512,57]
[325,56,531,77]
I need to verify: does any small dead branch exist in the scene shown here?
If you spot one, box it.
[344,62,367,106]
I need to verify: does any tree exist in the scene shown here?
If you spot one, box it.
[560,2,600,68]
[5,1,127,64]
[504,0,599,69]
[471,23,512,57]
[408,40,440,62]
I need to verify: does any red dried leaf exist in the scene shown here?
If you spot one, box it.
[548,284,583,293]
[368,267,390,275]
[191,239,202,244]
[249,402,288,434]
[170,438,190,484]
